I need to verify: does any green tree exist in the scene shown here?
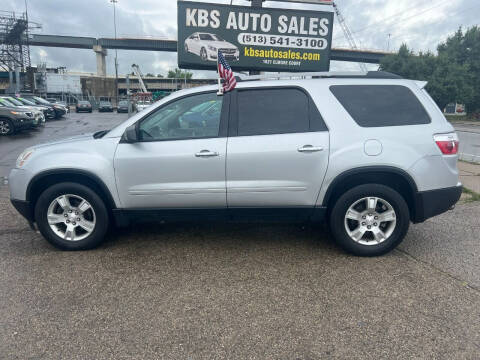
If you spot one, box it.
[380,26,480,114]
[168,68,193,79]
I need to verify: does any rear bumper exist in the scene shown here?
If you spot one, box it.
[413,184,462,223]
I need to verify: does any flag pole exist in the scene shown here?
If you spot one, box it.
[217,50,224,96]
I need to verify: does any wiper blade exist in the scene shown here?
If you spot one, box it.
[93,130,109,139]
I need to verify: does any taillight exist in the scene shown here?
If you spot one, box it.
[434,133,459,155]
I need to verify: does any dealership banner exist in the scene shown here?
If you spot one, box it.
[177,1,334,72]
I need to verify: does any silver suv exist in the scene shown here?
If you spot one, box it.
[9,72,462,256]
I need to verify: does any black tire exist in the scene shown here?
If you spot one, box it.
[329,184,410,256]
[0,118,15,135]
[34,182,109,250]
[200,47,207,61]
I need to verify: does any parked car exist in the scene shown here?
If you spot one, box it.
[98,101,113,112]
[184,32,239,62]
[0,96,45,127]
[76,101,93,113]
[15,96,55,119]
[20,95,67,119]
[117,100,130,113]
[0,101,35,135]
[136,100,152,112]
[9,71,462,256]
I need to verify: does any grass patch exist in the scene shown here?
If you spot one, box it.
[446,114,479,123]
[462,187,480,203]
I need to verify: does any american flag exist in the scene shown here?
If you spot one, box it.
[217,51,236,92]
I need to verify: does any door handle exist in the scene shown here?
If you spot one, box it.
[298,145,323,153]
[195,150,219,157]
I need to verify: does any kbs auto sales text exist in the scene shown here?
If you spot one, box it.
[185,8,330,37]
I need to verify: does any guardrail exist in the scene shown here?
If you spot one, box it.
[457,130,480,163]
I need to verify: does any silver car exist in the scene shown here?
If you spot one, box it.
[9,71,462,256]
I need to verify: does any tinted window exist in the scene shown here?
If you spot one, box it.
[237,88,324,136]
[330,85,431,127]
[139,92,222,141]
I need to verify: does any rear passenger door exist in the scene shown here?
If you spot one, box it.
[226,87,329,212]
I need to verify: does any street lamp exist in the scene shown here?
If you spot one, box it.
[110,0,119,107]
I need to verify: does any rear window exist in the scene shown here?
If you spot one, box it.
[330,85,431,127]
[237,88,327,136]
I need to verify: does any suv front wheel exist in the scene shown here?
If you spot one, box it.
[34,182,109,250]
[329,184,410,256]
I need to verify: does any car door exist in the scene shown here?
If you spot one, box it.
[191,34,201,55]
[226,87,330,216]
[114,91,229,209]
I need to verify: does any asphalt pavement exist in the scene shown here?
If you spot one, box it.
[0,111,128,179]
[0,112,479,359]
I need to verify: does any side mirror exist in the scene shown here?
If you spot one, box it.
[122,123,139,143]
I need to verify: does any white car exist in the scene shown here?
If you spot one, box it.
[136,101,153,112]
[184,32,239,62]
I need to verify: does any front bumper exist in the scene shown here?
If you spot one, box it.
[207,49,239,61]
[53,107,67,117]
[12,117,35,130]
[413,184,462,223]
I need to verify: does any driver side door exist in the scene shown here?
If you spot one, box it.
[114,91,229,209]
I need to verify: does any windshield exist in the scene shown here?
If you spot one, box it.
[33,96,52,105]
[100,102,111,105]
[79,101,90,105]
[17,97,36,106]
[119,101,128,106]
[5,97,23,106]
[0,98,16,107]
[199,34,216,41]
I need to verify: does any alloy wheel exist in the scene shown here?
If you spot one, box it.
[47,194,96,241]
[0,120,10,135]
[344,196,397,245]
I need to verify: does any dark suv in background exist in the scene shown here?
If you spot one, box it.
[76,101,93,113]
[15,96,55,119]
[98,101,113,112]
[0,101,35,135]
[19,95,67,119]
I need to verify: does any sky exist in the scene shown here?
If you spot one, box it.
[2,0,479,78]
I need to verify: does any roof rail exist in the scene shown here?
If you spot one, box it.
[236,71,402,81]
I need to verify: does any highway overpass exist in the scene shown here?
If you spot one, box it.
[25,34,392,75]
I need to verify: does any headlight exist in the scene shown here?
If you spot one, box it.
[16,149,34,168]
[10,111,24,115]
[208,45,217,51]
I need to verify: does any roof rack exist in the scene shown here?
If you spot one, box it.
[236,71,402,81]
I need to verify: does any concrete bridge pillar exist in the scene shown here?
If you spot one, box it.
[93,45,107,77]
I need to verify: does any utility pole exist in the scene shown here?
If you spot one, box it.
[249,0,263,75]
[110,0,119,107]
[126,74,131,118]
[387,33,391,52]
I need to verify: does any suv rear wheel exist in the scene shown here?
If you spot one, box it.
[34,182,109,250]
[329,184,410,256]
